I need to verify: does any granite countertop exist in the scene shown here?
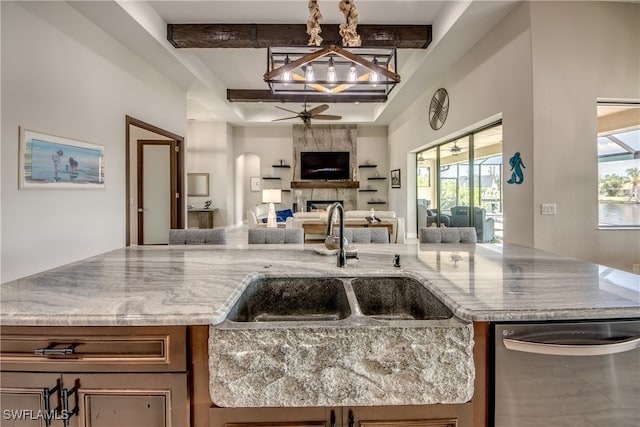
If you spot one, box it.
[0,243,638,326]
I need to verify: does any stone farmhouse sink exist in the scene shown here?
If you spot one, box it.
[210,274,475,408]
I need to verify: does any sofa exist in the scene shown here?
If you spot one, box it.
[247,204,292,228]
[286,209,405,243]
[448,206,495,242]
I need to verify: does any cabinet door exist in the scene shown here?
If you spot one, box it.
[1,372,64,427]
[209,407,333,427]
[346,405,472,427]
[61,373,188,427]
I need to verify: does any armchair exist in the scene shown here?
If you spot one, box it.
[417,199,431,229]
[449,206,495,242]
[426,209,450,227]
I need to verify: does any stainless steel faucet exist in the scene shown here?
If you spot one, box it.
[325,202,347,267]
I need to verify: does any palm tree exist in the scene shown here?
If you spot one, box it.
[626,167,640,201]
[600,174,624,197]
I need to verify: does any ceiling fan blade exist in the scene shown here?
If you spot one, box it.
[312,114,342,120]
[276,106,302,115]
[271,116,300,122]
[307,104,329,115]
[275,106,301,114]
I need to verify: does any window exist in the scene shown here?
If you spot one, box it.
[597,103,640,228]
[417,122,503,242]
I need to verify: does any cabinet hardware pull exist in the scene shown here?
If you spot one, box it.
[503,335,640,356]
[34,344,76,356]
[62,379,80,427]
[330,409,336,427]
[347,409,355,427]
[42,380,61,427]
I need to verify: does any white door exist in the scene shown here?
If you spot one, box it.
[138,141,175,244]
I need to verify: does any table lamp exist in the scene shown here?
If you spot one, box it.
[262,189,281,227]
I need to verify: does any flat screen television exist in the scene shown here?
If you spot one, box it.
[300,151,350,180]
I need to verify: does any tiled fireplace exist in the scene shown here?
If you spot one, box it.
[306,200,343,211]
[292,124,358,211]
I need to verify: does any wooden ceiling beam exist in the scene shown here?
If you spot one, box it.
[168,24,432,49]
[226,89,387,103]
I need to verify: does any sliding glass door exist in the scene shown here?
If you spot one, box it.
[416,122,503,242]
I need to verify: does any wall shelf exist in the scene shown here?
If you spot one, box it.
[272,165,291,168]
[291,181,359,189]
[368,177,387,180]
[367,201,387,205]
[358,189,377,192]
[262,177,281,180]
[358,164,377,168]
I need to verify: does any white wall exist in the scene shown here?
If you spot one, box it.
[186,121,231,226]
[235,153,260,225]
[389,2,534,245]
[1,1,186,282]
[529,1,640,272]
[232,125,294,217]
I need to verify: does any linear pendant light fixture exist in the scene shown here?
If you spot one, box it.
[263,0,400,100]
[264,45,399,98]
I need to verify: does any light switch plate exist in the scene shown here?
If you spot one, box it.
[541,203,556,215]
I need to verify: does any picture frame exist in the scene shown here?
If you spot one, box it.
[250,176,261,192]
[391,169,401,188]
[19,127,105,189]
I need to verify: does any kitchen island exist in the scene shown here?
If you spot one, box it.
[1,243,638,427]
[2,243,637,326]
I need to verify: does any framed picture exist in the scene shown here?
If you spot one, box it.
[19,127,105,189]
[250,176,260,192]
[391,169,401,188]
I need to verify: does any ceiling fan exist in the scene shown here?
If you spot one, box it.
[272,104,342,125]
[449,141,462,155]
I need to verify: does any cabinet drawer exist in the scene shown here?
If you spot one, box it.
[0,326,186,372]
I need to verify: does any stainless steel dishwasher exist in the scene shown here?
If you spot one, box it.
[493,320,640,427]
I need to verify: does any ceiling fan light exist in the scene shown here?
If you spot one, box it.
[305,64,315,82]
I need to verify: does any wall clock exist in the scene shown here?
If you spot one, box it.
[428,88,449,130]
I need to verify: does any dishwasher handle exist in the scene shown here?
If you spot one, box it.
[503,335,640,356]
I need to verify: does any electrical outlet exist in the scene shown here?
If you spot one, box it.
[540,203,556,215]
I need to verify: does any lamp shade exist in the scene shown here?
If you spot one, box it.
[262,189,281,204]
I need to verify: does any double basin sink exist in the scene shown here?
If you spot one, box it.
[224,275,454,326]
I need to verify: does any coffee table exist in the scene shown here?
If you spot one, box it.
[301,220,393,242]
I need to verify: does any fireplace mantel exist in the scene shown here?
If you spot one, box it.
[291,181,359,189]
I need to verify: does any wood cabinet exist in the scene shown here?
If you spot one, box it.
[0,326,189,427]
[210,406,468,427]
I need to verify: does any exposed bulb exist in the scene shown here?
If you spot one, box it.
[348,62,358,82]
[282,55,291,85]
[327,57,337,84]
[370,58,379,86]
[305,64,315,82]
